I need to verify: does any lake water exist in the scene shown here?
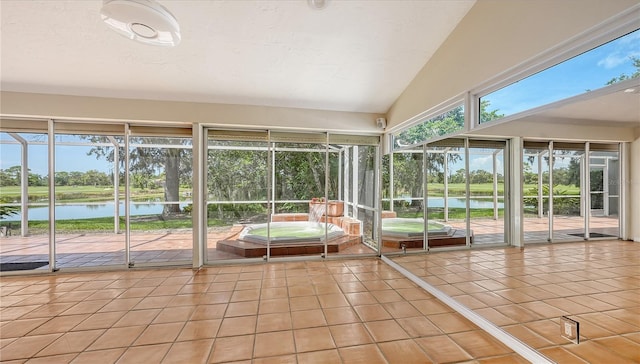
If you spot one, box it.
[425,197,503,209]
[3,202,190,221]
[3,197,503,221]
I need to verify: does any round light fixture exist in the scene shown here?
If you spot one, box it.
[100,0,181,46]
[307,0,329,10]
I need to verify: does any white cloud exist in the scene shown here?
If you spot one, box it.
[597,51,640,69]
[471,155,503,172]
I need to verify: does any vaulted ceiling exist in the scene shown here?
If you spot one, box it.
[0,0,475,114]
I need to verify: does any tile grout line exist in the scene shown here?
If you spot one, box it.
[381,255,556,364]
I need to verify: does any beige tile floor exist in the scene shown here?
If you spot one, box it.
[0,258,529,363]
[391,240,640,363]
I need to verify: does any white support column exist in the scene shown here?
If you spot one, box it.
[8,133,29,237]
[423,144,429,250]
[352,146,359,219]
[324,133,329,258]
[604,155,610,217]
[548,141,554,242]
[344,147,351,216]
[620,142,631,241]
[630,137,640,242]
[510,137,524,248]
[124,124,131,267]
[444,149,449,222]
[537,151,543,218]
[579,154,585,218]
[492,150,499,221]
[584,142,590,240]
[464,138,471,247]
[192,124,204,268]
[108,136,120,234]
[271,142,276,215]
[267,131,273,261]
[375,143,382,254]
[48,119,56,271]
[389,152,394,212]
[338,149,343,202]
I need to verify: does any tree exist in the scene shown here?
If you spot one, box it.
[606,56,640,85]
[86,137,191,216]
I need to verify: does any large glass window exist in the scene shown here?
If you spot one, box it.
[392,104,464,150]
[480,28,640,123]
[588,145,620,239]
[54,133,125,269]
[523,141,620,244]
[523,143,551,243]
[0,132,50,271]
[426,139,468,249]
[467,140,506,245]
[550,143,584,242]
[206,133,268,262]
[128,135,193,266]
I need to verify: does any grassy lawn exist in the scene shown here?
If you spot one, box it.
[396,208,504,220]
[0,185,192,203]
[3,215,228,234]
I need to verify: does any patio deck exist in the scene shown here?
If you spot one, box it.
[0,216,619,271]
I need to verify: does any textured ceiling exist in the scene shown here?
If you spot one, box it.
[0,0,475,113]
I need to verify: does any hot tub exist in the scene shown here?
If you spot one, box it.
[239,221,345,245]
[382,218,452,239]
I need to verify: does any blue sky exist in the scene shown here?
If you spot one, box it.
[484,29,640,116]
[0,137,114,176]
[1,30,638,175]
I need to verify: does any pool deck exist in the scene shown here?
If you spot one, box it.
[0,215,620,271]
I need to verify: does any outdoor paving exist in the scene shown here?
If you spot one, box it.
[0,216,619,270]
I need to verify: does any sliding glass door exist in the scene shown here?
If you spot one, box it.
[523,141,620,244]
[128,133,193,266]
[206,131,269,263]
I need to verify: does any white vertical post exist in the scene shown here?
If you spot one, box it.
[124,124,131,267]
[423,144,429,250]
[389,152,394,212]
[338,149,343,202]
[537,151,543,218]
[493,150,499,220]
[584,142,590,240]
[271,141,276,215]
[375,142,382,254]
[324,133,329,258]
[444,149,449,222]
[353,146,359,219]
[604,156,610,217]
[192,124,204,268]
[8,133,29,236]
[464,139,471,247]
[619,143,628,240]
[548,142,554,242]
[48,119,56,271]
[344,147,351,216]
[509,138,524,248]
[579,154,585,218]
[267,130,272,261]
[108,136,120,234]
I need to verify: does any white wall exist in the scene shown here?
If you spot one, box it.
[630,130,640,242]
[0,91,384,134]
[386,0,639,129]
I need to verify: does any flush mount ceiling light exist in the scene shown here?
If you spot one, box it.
[307,0,329,10]
[100,0,181,46]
